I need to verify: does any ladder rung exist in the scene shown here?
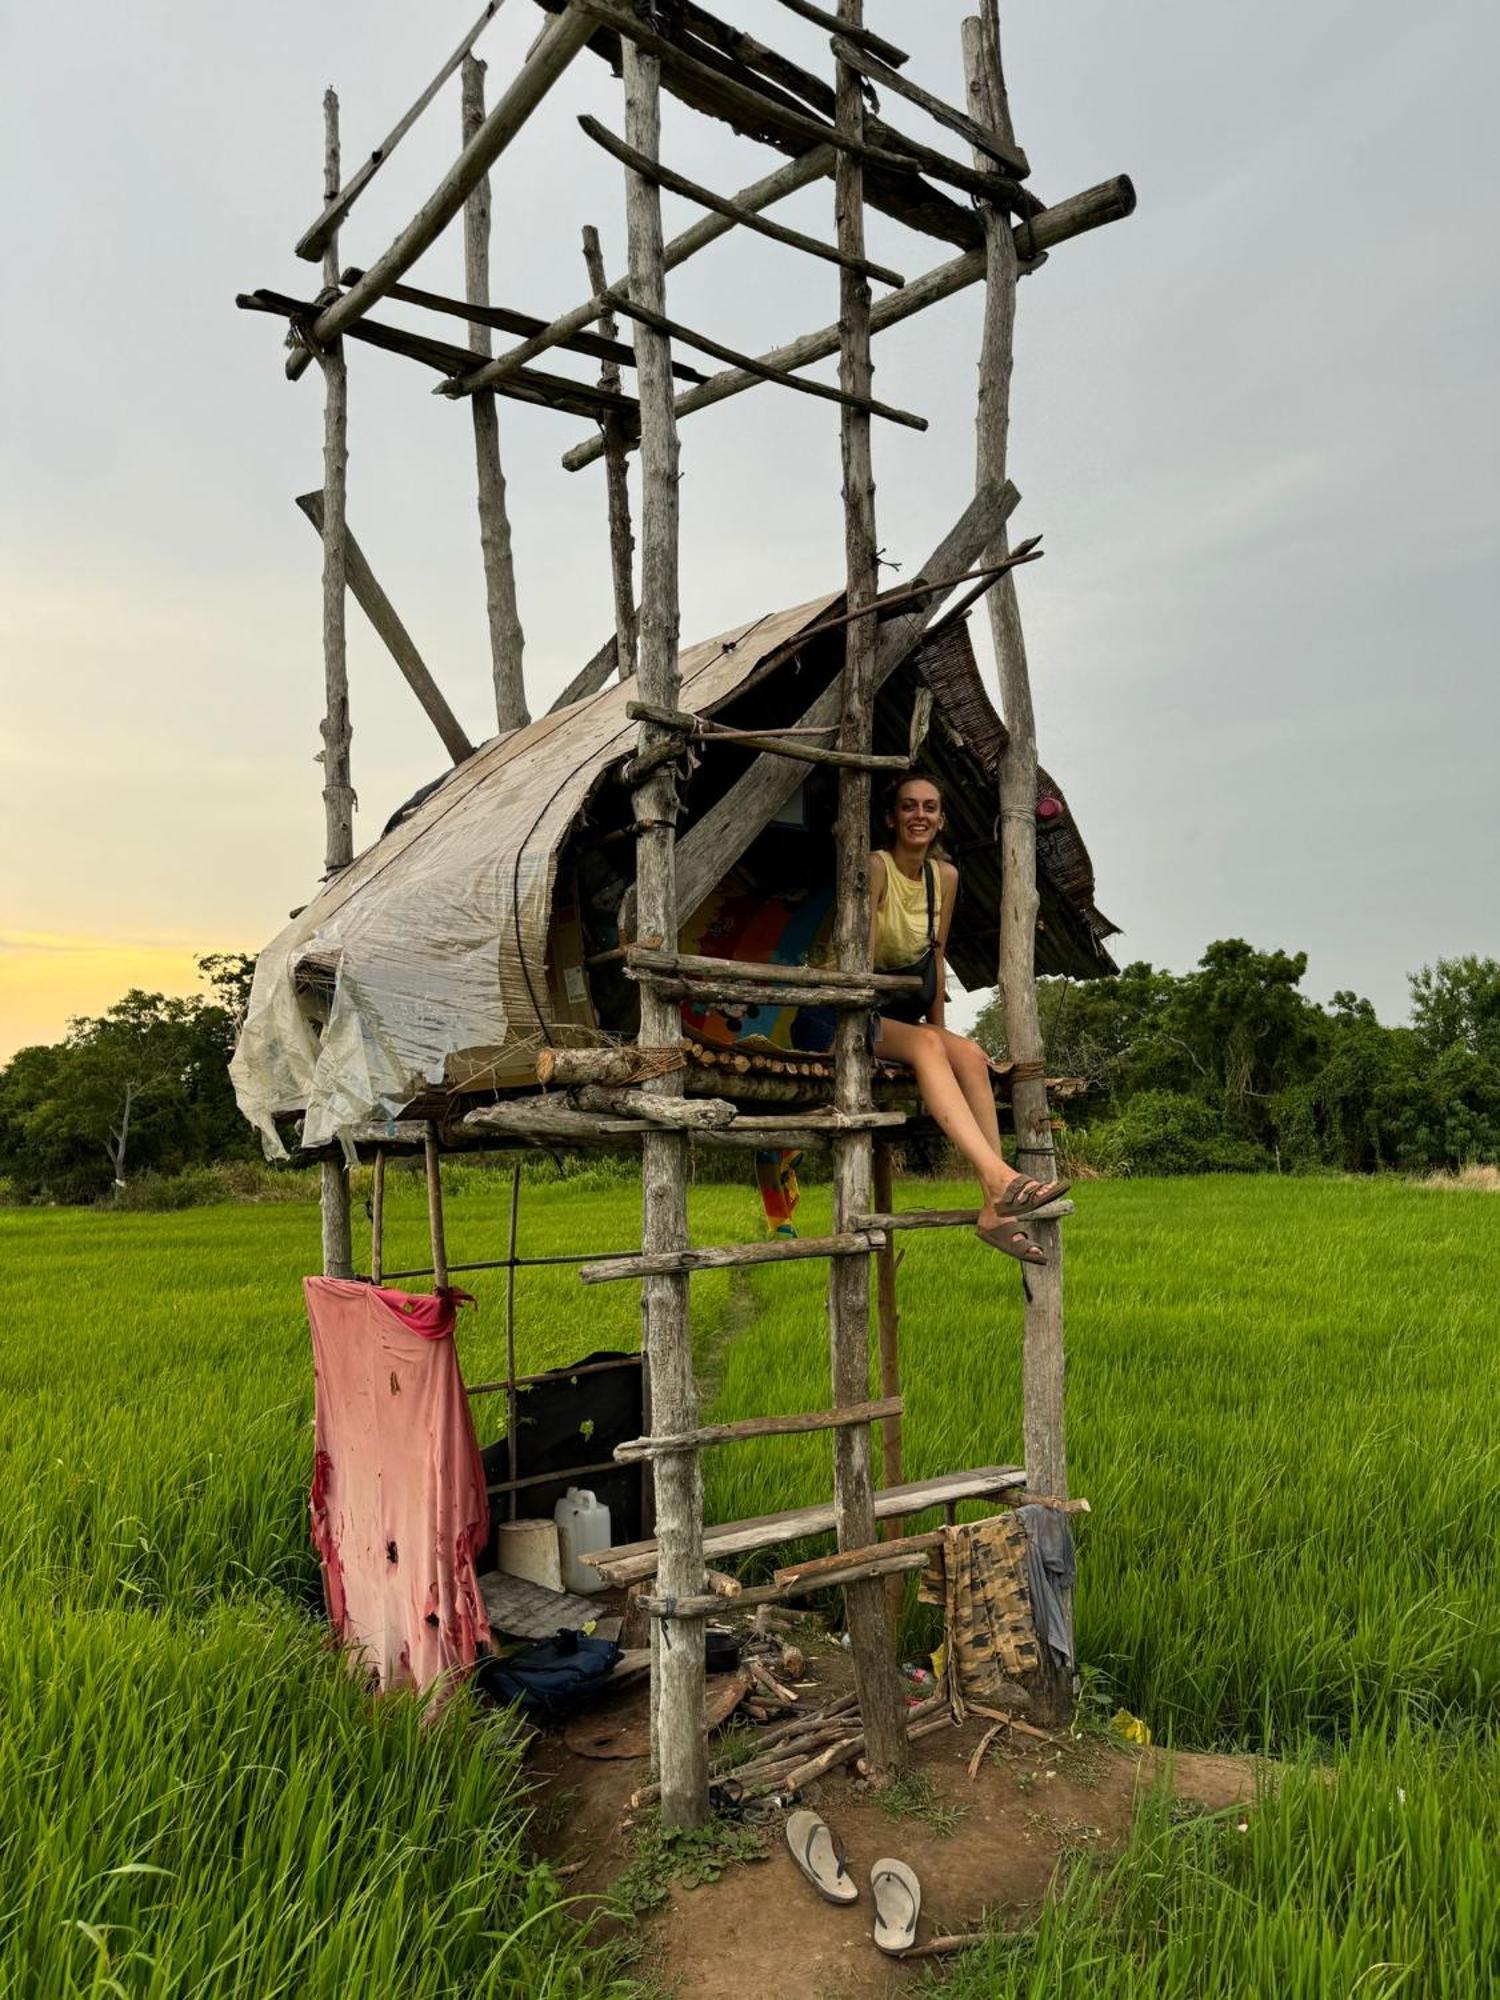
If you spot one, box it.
[613,1394,902,1460]
[578,1229,885,1285]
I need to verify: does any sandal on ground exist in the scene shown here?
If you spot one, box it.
[785,1809,858,1904]
[997,1172,1071,1215]
[870,1857,921,1954]
[976,1219,1048,1265]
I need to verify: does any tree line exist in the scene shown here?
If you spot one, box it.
[2,942,1496,1201]
[975,941,1500,1175]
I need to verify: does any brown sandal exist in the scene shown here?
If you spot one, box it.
[976,1220,1048,1265]
[997,1173,1071,1215]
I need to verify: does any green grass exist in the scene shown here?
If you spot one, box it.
[0,1171,1495,1993]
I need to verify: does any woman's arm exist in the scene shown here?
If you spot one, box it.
[929,860,960,1028]
[867,850,886,970]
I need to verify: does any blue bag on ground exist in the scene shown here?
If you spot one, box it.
[474,1629,622,1718]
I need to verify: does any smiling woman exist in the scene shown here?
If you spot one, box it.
[868,773,1067,1264]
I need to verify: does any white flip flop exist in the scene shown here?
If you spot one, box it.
[785,1809,858,1904]
[870,1856,921,1954]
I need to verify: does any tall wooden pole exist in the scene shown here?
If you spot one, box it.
[828,0,909,1784]
[963,10,1070,1716]
[318,86,354,1280]
[462,54,528,732]
[623,38,706,1829]
[581,223,638,678]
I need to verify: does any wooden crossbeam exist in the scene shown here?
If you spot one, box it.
[547,632,618,711]
[576,114,905,288]
[583,1465,1029,1584]
[770,0,908,69]
[856,1199,1076,1232]
[635,1546,932,1617]
[562,177,1135,469]
[241,289,640,423]
[624,946,923,994]
[578,1229,886,1285]
[830,36,1029,179]
[613,1394,902,1460]
[340,265,709,382]
[295,0,511,262]
[295,494,475,764]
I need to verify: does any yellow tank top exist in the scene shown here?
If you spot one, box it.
[873,852,943,969]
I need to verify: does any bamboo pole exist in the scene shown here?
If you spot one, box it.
[872,1141,905,1620]
[560,177,1136,470]
[828,0,908,1786]
[424,1123,449,1290]
[462,56,528,732]
[622,37,706,1830]
[964,9,1069,1725]
[370,1147,386,1284]
[318,88,354,1283]
[441,143,835,395]
[581,222,638,679]
[504,1162,521,1519]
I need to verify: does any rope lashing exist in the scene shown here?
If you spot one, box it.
[1007,1059,1047,1081]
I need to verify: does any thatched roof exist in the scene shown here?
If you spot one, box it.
[231,594,1116,1156]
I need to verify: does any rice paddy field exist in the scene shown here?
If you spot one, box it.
[1,1169,1496,1996]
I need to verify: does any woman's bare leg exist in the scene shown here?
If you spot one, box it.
[934,1028,1006,1162]
[874,1019,1015,1228]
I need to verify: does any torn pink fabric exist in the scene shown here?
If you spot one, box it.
[304,1278,490,1693]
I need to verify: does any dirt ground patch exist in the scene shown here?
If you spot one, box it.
[525,1667,1264,1999]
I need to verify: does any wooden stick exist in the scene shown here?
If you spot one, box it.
[872,1141,904,1613]
[633,975,881,1009]
[635,1547,932,1619]
[770,0,909,68]
[604,292,927,433]
[443,143,835,395]
[317,90,355,1285]
[561,179,1136,467]
[578,1230,886,1286]
[369,1146,386,1284]
[571,1085,735,1128]
[581,222,638,680]
[787,542,1043,643]
[340,266,707,382]
[289,2,594,369]
[897,1935,987,1962]
[622,34,705,1831]
[967,1702,1064,1746]
[774,1526,945,1588]
[537,1044,684,1086]
[548,632,619,711]
[295,0,510,262]
[462,55,528,732]
[424,1123,449,1290]
[626,946,921,993]
[504,1162,521,1519]
[486,1454,622,1497]
[963,12,1069,1727]
[857,1199,1076,1230]
[828,0,907,1788]
[830,36,1028,178]
[614,1395,902,1461]
[295,494,475,764]
[577,115,905,288]
[967,1722,1004,1780]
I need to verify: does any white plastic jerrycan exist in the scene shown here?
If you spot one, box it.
[554,1487,611,1596]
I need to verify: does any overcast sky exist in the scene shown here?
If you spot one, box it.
[2,0,1495,1057]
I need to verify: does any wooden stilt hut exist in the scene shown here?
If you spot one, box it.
[232,0,1135,1827]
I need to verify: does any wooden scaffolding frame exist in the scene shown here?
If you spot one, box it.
[244,0,1134,1828]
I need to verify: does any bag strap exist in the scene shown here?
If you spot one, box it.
[923,858,937,949]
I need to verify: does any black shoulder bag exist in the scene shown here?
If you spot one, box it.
[882,859,941,1024]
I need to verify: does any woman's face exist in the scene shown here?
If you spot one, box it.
[889,780,944,849]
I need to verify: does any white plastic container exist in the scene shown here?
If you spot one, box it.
[554,1487,611,1596]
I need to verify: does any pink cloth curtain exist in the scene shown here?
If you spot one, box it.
[305,1278,490,1692]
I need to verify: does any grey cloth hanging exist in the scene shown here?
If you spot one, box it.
[1019,1504,1076,1671]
